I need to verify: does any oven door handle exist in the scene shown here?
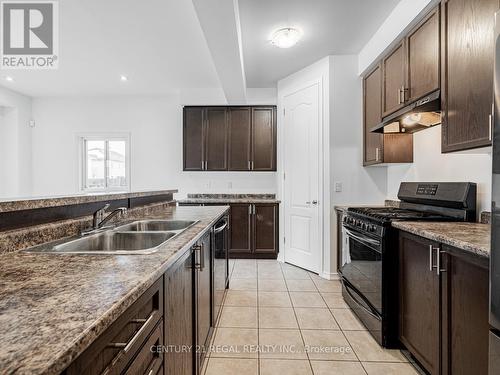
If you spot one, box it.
[341,278,380,320]
[344,227,381,250]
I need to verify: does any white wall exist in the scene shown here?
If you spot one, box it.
[330,55,388,274]
[0,86,32,198]
[358,0,439,74]
[31,93,278,198]
[386,125,492,216]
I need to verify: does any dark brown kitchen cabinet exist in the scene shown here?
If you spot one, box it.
[205,108,228,170]
[229,203,279,259]
[441,0,497,152]
[363,64,414,166]
[363,64,383,165]
[183,107,204,171]
[164,249,194,375]
[229,204,252,255]
[382,42,406,117]
[253,204,278,255]
[399,231,489,375]
[64,278,164,375]
[228,108,251,171]
[440,246,489,375]
[407,7,440,102]
[183,106,277,172]
[252,107,276,171]
[399,233,440,374]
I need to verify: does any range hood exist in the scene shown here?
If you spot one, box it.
[371,89,441,134]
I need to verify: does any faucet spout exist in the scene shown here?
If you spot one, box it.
[82,204,128,236]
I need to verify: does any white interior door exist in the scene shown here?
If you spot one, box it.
[283,82,321,273]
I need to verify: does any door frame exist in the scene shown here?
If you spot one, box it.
[277,77,328,277]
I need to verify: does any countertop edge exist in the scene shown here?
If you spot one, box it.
[0,190,178,213]
[391,221,490,259]
[42,206,229,375]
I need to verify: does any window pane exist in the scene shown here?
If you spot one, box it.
[108,140,127,188]
[86,140,105,189]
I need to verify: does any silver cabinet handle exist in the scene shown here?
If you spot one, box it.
[194,244,202,269]
[248,204,252,216]
[428,245,434,271]
[251,161,254,170]
[436,249,445,275]
[201,161,204,170]
[489,114,493,141]
[248,161,251,170]
[375,147,380,162]
[253,204,256,214]
[398,88,402,105]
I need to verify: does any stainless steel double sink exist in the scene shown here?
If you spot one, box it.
[25,220,198,255]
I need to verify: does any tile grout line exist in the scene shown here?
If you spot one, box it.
[256,261,261,375]
[281,262,315,374]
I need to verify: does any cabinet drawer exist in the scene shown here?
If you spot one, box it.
[124,321,164,375]
[65,278,164,375]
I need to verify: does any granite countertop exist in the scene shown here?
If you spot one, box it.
[179,193,280,204]
[0,189,178,213]
[0,205,228,375]
[392,221,491,258]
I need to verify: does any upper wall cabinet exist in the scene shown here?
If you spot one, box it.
[382,42,407,117]
[364,64,414,166]
[441,0,497,152]
[407,7,440,102]
[382,8,441,118]
[183,106,277,172]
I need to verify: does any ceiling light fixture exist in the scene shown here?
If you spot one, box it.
[5,76,14,82]
[120,75,128,82]
[270,27,302,48]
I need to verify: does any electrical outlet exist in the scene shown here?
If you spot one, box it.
[335,182,343,192]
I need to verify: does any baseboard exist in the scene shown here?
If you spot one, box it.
[320,271,340,280]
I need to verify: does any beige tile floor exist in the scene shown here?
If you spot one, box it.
[203,259,419,375]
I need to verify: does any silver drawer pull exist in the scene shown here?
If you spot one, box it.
[107,312,156,353]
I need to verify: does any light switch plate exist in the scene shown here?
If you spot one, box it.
[335,182,343,192]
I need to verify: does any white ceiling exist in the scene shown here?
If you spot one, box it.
[239,0,401,88]
[1,0,221,97]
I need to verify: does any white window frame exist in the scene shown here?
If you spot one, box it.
[78,133,131,193]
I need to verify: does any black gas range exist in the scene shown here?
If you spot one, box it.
[339,182,477,348]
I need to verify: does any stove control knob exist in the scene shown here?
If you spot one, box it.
[361,223,367,230]
[369,225,376,232]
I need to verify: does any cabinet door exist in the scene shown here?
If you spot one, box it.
[253,204,278,256]
[229,204,252,257]
[183,107,204,171]
[363,64,383,165]
[252,107,276,171]
[205,108,228,170]
[407,7,440,102]
[196,232,212,372]
[382,42,406,116]
[441,0,496,152]
[399,232,440,374]
[228,108,251,171]
[441,250,489,375]
[165,250,194,375]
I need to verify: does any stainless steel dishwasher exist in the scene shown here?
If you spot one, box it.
[212,215,229,324]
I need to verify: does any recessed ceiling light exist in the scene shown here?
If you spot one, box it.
[270,27,302,48]
[120,75,128,82]
[5,76,14,82]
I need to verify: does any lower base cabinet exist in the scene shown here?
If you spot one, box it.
[64,278,164,375]
[165,248,194,375]
[229,203,279,259]
[63,224,222,375]
[399,231,489,375]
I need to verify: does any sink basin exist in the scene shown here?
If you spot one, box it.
[24,219,199,255]
[47,232,176,255]
[115,220,197,232]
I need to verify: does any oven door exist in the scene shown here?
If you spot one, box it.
[340,225,382,316]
